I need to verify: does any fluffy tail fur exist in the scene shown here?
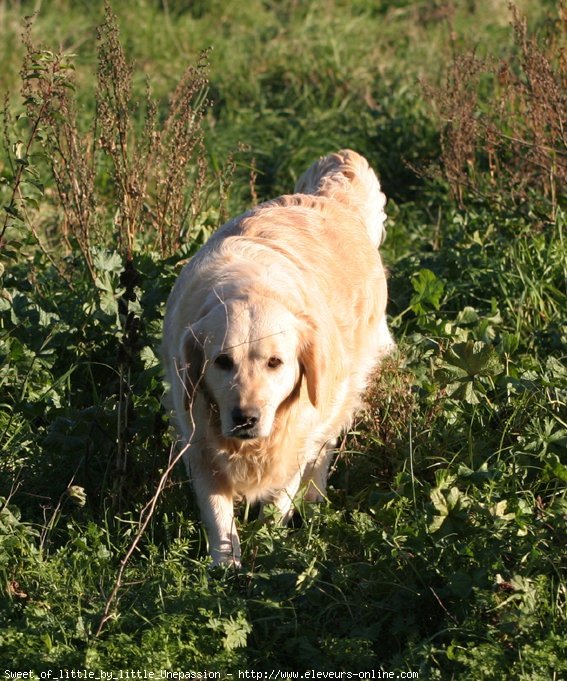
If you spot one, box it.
[294,149,387,247]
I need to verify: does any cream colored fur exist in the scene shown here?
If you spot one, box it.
[162,149,394,565]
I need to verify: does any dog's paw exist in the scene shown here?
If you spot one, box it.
[208,555,242,576]
[209,545,242,570]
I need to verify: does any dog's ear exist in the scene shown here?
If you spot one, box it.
[299,318,326,409]
[300,339,320,408]
[178,326,205,413]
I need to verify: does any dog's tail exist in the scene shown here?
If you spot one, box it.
[294,149,387,247]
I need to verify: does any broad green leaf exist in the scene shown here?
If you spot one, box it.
[410,268,445,315]
[443,341,503,377]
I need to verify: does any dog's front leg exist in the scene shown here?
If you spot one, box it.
[302,439,336,502]
[268,468,304,524]
[203,490,241,566]
[187,448,241,566]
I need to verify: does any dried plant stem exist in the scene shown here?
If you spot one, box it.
[0,97,49,244]
[423,3,566,218]
[95,440,189,637]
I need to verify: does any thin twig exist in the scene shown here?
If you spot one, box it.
[95,439,189,637]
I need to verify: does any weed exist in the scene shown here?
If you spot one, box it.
[424,2,566,220]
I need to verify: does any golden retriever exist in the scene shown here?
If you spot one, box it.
[162,150,394,565]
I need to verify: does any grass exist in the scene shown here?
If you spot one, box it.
[0,0,565,677]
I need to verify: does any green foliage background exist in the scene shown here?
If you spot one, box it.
[0,0,565,677]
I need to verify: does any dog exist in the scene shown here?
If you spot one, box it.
[162,150,394,565]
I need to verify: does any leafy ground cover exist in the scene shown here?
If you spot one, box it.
[0,0,565,677]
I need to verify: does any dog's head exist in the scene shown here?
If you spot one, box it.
[178,297,322,440]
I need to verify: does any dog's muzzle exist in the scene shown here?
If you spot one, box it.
[230,407,261,439]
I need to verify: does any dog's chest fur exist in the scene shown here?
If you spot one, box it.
[207,401,312,502]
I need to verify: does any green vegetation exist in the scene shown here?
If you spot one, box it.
[0,0,565,677]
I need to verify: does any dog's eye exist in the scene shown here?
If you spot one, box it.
[267,356,283,369]
[214,354,234,370]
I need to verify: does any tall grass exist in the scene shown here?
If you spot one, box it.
[0,0,565,676]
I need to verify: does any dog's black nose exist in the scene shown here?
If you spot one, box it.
[231,407,259,430]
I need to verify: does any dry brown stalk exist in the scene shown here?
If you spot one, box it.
[423,3,566,219]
